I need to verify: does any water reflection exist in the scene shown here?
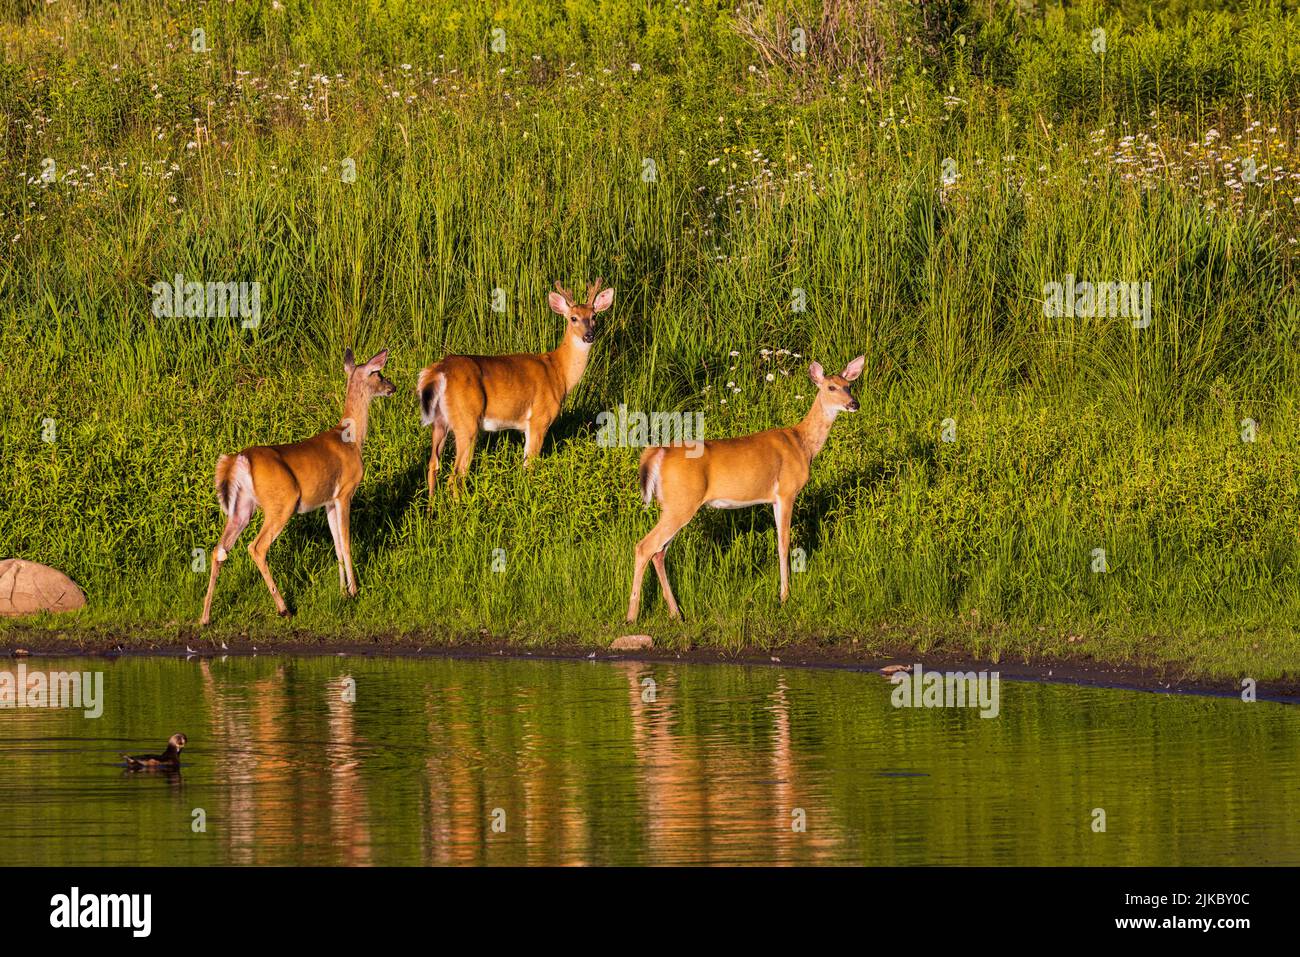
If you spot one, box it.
[0,655,1296,866]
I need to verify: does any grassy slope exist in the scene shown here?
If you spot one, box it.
[2,1,1300,677]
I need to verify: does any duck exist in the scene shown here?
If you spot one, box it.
[122,733,187,771]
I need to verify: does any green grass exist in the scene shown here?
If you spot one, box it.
[3,1,1300,678]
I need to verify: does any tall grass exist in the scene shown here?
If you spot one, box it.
[2,1,1299,676]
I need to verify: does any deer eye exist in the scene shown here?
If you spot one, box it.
[828,386,838,392]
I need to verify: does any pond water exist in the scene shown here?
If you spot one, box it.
[0,655,1296,866]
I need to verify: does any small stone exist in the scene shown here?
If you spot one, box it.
[611,634,653,651]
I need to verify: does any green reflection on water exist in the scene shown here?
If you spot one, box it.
[0,656,1295,866]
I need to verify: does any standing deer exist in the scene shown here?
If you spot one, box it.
[627,356,865,622]
[198,349,396,626]
[417,279,614,497]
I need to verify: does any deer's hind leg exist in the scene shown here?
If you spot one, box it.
[628,502,697,622]
[427,418,449,503]
[199,495,255,626]
[248,496,297,617]
[445,389,484,500]
[447,424,479,500]
[650,547,680,620]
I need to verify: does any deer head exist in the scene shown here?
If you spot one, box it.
[548,278,615,346]
[343,348,397,401]
[808,356,864,414]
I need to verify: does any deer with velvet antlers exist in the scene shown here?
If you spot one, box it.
[627,355,865,622]
[417,279,614,498]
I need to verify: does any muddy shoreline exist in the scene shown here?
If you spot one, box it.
[2,629,1296,704]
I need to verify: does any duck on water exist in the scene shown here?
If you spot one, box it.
[122,733,187,771]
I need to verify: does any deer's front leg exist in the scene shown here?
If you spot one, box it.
[522,414,550,467]
[325,501,347,592]
[775,495,795,603]
[338,495,358,596]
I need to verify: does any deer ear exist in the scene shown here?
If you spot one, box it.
[808,361,825,385]
[343,348,356,374]
[364,349,390,370]
[548,292,571,316]
[591,287,615,313]
[841,355,865,381]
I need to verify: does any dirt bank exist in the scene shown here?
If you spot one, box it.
[2,627,1296,704]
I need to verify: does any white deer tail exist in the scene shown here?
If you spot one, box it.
[417,367,447,428]
[638,447,665,505]
[213,453,254,517]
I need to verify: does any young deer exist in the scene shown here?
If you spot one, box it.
[198,349,396,626]
[627,356,865,622]
[417,279,614,498]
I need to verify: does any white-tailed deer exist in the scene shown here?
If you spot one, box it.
[417,279,614,497]
[627,356,864,622]
[198,349,396,625]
